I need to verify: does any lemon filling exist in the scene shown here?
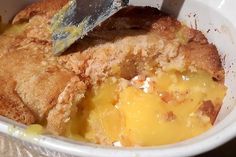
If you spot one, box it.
[66,70,226,146]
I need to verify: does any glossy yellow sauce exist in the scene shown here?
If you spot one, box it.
[67,70,226,146]
[7,25,27,35]
[25,124,44,136]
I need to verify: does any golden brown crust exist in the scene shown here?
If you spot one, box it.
[0,36,75,121]
[0,35,13,58]
[0,77,36,125]
[59,7,224,84]
[47,77,86,135]
[179,42,224,81]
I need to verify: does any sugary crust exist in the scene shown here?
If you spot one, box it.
[12,2,224,82]
[0,77,36,125]
[58,7,224,84]
[47,77,86,135]
[0,36,74,121]
[179,42,224,81]
[0,35,15,58]
[0,0,225,135]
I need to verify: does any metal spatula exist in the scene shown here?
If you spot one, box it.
[51,0,129,55]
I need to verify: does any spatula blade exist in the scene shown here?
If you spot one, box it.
[51,0,128,55]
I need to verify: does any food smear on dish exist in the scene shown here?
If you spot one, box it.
[0,0,226,147]
[25,124,44,136]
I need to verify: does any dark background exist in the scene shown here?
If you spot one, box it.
[197,138,236,157]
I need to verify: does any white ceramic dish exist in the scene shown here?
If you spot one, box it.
[0,0,236,156]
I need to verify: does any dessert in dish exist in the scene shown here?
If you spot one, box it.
[0,0,226,146]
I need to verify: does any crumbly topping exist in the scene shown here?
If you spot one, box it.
[46,76,86,135]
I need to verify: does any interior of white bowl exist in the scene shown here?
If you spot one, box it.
[0,0,236,157]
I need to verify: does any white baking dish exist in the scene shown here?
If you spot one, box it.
[0,0,236,156]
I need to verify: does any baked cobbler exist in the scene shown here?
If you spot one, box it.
[0,0,226,146]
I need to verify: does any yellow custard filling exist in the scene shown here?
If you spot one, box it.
[66,70,226,146]
[0,22,27,36]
